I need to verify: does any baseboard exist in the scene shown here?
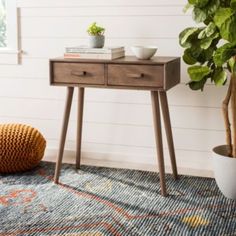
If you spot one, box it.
[44,148,214,178]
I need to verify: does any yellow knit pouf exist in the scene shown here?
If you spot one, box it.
[0,124,46,173]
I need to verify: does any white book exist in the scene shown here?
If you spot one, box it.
[65,46,125,54]
[64,50,125,60]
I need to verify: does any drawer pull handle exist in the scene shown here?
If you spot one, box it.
[127,73,144,78]
[71,71,87,77]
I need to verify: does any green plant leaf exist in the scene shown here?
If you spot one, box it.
[198,27,207,39]
[193,7,207,23]
[200,32,219,49]
[183,48,198,65]
[195,46,215,63]
[214,8,234,28]
[212,68,228,86]
[188,0,209,7]
[231,0,236,10]
[206,0,220,15]
[183,3,193,12]
[188,65,211,81]
[179,27,199,47]
[87,22,105,36]
[198,23,216,39]
[192,0,219,24]
[188,78,207,91]
[205,22,217,37]
[219,15,236,42]
[213,43,236,66]
[228,57,236,73]
[200,37,213,49]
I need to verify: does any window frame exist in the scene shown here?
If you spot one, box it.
[0,0,19,64]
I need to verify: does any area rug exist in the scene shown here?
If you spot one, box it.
[0,161,236,236]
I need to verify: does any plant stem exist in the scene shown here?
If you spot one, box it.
[222,77,232,157]
[231,73,236,158]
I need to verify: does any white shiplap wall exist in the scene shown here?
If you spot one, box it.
[1,0,227,176]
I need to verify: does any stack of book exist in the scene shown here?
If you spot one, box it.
[64,46,125,60]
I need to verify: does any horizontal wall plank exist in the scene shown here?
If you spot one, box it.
[18,0,187,7]
[46,137,212,170]
[45,149,213,177]
[20,16,193,38]
[0,95,224,130]
[0,113,225,152]
[20,6,188,17]
[55,148,212,171]
[0,59,48,78]
[81,149,213,171]
[0,78,227,108]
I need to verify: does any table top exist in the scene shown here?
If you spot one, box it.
[50,56,180,65]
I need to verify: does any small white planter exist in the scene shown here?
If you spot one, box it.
[88,35,105,48]
[213,145,236,200]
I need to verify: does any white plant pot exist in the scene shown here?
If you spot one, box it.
[88,35,105,48]
[213,145,236,200]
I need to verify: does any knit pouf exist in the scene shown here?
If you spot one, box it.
[0,124,46,173]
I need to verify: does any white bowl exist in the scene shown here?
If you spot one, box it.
[131,46,157,60]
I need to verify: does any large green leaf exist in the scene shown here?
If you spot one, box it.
[183,3,193,13]
[179,27,199,47]
[193,7,207,23]
[197,46,216,63]
[183,48,198,65]
[219,15,236,42]
[214,8,234,28]
[198,28,207,39]
[193,0,220,23]
[200,37,214,49]
[228,57,236,73]
[198,22,216,39]
[212,68,228,86]
[220,0,231,7]
[213,43,236,66]
[188,65,211,81]
[188,0,209,7]
[204,0,220,16]
[214,7,236,42]
[231,0,236,10]
[200,32,219,49]
[188,78,207,91]
[206,22,217,37]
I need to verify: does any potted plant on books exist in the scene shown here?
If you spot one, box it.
[87,22,105,48]
[179,0,236,199]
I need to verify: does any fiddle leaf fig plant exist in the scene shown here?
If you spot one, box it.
[179,0,236,157]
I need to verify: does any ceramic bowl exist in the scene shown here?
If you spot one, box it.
[131,46,157,60]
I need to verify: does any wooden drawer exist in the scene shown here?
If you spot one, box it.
[52,62,105,85]
[108,64,164,88]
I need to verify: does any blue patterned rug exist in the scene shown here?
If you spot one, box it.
[0,161,236,236]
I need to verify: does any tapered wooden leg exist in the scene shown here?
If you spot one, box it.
[54,87,74,183]
[76,87,85,169]
[159,91,178,180]
[151,91,167,197]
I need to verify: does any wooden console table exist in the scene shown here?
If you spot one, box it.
[49,56,180,196]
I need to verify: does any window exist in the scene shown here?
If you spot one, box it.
[0,0,19,64]
[0,0,6,47]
